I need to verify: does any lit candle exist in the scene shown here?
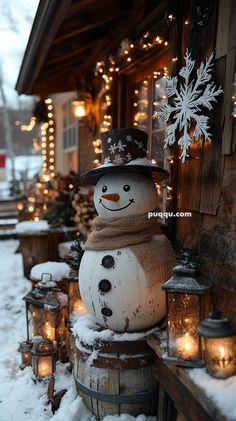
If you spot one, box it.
[38,356,52,377]
[176,333,199,359]
[73,299,87,315]
[44,322,55,341]
[208,340,236,378]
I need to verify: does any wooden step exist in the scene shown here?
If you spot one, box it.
[0,211,18,219]
[0,199,17,212]
[0,228,17,239]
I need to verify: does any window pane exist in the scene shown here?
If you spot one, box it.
[133,79,149,131]
[151,76,167,166]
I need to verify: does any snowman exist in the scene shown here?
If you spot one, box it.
[79,128,175,332]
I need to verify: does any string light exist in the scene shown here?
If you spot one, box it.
[20,116,36,132]
[94,29,169,81]
[40,98,55,178]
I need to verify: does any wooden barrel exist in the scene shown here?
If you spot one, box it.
[18,227,77,279]
[73,335,158,419]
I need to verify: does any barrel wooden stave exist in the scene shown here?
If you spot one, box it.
[73,340,158,419]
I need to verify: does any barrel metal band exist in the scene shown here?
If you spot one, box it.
[75,378,156,404]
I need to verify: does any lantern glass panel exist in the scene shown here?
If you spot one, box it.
[30,305,56,341]
[21,351,32,367]
[167,292,201,361]
[204,336,236,379]
[36,355,53,378]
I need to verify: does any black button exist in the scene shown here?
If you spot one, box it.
[99,279,112,293]
[101,307,113,317]
[101,255,115,268]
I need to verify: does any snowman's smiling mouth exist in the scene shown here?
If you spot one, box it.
[99,198,134,211]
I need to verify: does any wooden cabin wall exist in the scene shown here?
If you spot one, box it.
[174,0,236,323]
[78,124,95,177]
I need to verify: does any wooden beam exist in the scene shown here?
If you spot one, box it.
[84,1,146,70]
[44,39,99,68]
[52,10,129,45]
[221,48,236,154]
[40,38,106,79]
[215,0,232,60]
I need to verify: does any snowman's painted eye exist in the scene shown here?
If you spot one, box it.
[102,186,107,193]
[123,185,130,192]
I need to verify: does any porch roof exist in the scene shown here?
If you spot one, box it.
[15,0,179,96]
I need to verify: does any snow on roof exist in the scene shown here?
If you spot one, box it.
[30,261,70,281]
[16,220,49,234]
[72,314,160,346]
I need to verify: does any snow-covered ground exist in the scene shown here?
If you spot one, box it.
[0,239,156,421]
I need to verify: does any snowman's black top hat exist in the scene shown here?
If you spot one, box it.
[81,128,169,185]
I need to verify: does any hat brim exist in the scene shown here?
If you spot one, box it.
[81,165,169,185]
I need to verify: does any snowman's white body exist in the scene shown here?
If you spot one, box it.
[79,172,168,332]
[79,243,165,331]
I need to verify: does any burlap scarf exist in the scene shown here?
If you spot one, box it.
[84,213,176,288]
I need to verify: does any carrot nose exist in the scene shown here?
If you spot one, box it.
[101,193,120,202]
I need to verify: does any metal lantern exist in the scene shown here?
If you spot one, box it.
[18,340,33,369]
[71,91,92,118]
[31,271,81,317]
[71,99,86,117]
[32,339,56,380]
[23,275,68,360]
[162,251,211,367]
[56,275,81,316]
[197,310,236,379]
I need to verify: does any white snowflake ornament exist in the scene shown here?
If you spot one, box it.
[154,50,223,162]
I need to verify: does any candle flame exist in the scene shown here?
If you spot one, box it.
[219,346,225,358]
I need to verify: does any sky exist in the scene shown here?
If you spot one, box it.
[0,0,39,109]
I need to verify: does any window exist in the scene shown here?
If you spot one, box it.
[62,100,78,150]
[132,69,167,167]
[131,66,171,217]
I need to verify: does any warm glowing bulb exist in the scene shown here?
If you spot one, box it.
[49,128,54,133]
[47,113,53,118]
[49,158,54,163]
